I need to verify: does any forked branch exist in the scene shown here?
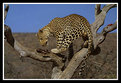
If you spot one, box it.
[91,4,117,49]
[91,4,117,34]
[93,21,117,49]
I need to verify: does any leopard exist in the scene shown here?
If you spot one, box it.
[36,14,93,55]
[36,14,93,76]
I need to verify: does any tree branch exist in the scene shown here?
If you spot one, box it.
[4,4,9,20]
[91,4,117,34]
[102,4,117,14]
[91,4,117,49]
[95,4,101,19]
[54,48,88,79]
[102,21,117,34]
[4,25,64,69]
[93,20,117,49]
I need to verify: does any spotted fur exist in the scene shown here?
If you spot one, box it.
[37,14,93,54]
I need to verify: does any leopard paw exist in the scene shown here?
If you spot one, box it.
[51,48,60,54]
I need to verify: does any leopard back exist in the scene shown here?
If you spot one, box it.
[47,14,93,53]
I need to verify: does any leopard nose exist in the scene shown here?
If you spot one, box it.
[42,44,45,46]
[42,45,45,46]
[42,42,47,47]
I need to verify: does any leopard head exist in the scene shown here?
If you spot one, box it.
[36,28,50,46]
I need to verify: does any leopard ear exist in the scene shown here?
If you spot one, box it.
[39,29,43,33]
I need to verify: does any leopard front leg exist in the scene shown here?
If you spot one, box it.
[51,33,71,54]
[51,32,64,53]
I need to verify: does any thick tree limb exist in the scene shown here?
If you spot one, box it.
[52,48,88,79]
[4,25,64,68]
